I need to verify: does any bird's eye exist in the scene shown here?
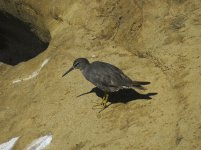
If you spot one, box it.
[74,62,79,67]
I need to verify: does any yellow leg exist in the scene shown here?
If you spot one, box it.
[98,93,110,113]
[92,94,105,108]
[102,93,109,107]
[92,92,109,112]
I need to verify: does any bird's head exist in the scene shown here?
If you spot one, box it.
[62,58,89,77]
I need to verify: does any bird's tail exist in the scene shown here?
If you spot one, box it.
[133,81,151,85]
[132,81,151,90]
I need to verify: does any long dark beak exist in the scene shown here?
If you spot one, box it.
[62,67,74,77]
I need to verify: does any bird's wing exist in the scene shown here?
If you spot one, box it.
[85,62,132,88]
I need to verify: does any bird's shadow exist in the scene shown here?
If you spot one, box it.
[77,87,157,104]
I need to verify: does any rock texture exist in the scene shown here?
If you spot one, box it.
[0,0,201,149]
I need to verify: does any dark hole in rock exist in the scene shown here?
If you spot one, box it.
[0,11,50,65]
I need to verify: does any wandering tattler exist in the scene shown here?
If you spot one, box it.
[62,58,150,110]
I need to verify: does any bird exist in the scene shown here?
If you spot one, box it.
[62,58,150,111]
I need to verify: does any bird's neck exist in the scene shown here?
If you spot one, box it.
[80,64,89,76]
[80,63,89,72]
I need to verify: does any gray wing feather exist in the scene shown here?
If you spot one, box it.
[83,62,133,91]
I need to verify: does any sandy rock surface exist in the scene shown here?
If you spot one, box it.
[0,0,201,149]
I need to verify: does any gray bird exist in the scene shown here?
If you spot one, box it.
[62,58,150,110]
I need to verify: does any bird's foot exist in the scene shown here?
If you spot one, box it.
[98,104,110,113]
[92,100,110,113]
[92,102,104,109]
[92,99,106,107]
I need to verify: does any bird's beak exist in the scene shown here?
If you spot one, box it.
[62,67,74,77]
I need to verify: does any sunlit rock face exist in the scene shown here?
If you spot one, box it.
[0,0,201,150]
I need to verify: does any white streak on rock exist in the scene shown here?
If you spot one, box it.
[12,79,22,84]
[12,58,50,84]
[25,134,52,150]
[0,137,19,150]
[22,71,39,81]
[40,59,49,68]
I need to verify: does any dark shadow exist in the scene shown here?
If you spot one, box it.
[0,11,50,65]
[77,87,157,104]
